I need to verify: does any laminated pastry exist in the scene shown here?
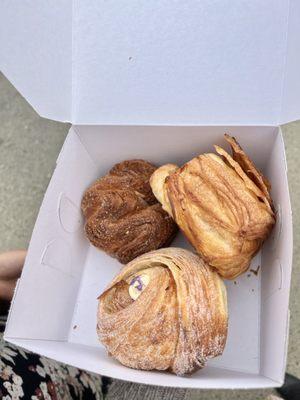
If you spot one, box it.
[81,160,177,264]
[150,135,275,279]
[97,247,228,376]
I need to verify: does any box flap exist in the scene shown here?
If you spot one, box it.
[280,1,300,124]
[1,1,300,125]
[0,1,72,121]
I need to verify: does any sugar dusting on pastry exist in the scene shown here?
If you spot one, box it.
[97,248,228,376]
[81,159,177,264]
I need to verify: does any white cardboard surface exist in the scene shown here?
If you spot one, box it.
[1,1,300,125]
[280,1,300,124]
[70,239,261,375]
[260,133,293,383]
[2,338,279,389]
[0,0,295,389]
[5,125,293,388]
[4,131,91,340]
[0,1,72,121]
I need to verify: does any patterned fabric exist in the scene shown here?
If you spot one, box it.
[1,315,189,400]
[0,314,281,400]
[1,319,189,400]
[0,319,104,400]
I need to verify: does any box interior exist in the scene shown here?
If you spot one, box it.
[5,125,292,388]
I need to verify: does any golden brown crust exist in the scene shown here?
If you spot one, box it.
[224,134,273,207]
[98,248,228,375]
[81,160,177,263]
[150,136,275,279]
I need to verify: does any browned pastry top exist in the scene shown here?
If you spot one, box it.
[81,160,177,263]
[98,248,228,375]
[150,135,275,279]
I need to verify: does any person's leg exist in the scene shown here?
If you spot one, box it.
[0,330,104,399]
[0,250,26,301]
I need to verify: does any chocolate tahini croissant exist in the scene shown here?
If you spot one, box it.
[81,160,177,264]
[150,135,275,279]
[97,248,228,375]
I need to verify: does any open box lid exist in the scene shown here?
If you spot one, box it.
[1,1,300,125]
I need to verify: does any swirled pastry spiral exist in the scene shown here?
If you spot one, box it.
[97,248,228,375]
[81,160,177,263]
[150,135,275,279]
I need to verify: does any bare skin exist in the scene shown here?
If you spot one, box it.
[0,250,26,302]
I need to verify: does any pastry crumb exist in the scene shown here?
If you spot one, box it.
[250,266,260,276]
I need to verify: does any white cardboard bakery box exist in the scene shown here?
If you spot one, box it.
[0,0,298,389]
